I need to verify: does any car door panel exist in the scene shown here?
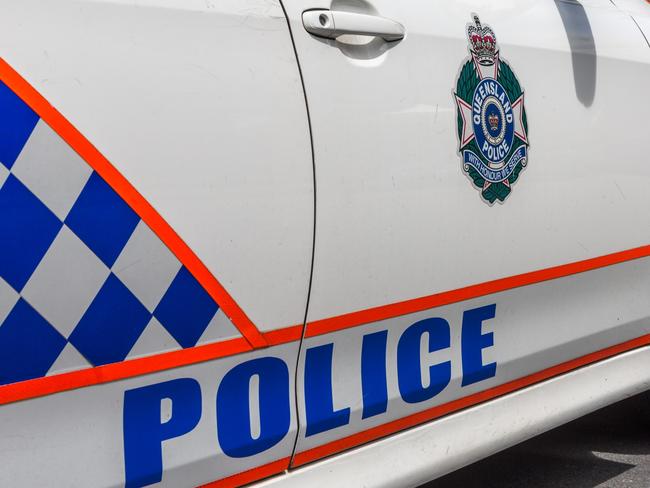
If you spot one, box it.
[0,0,313,333]
[0,1,312,486]
[282,0,650,464]
[0,0,649,485]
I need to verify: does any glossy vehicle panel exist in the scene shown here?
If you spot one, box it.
[281,0,650,468]
[0,0,314,333]
[0,0,313,485]
[0,0,649,486]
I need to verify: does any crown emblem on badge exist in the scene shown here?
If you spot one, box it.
[488,113,499,131]
[467,15,497,66]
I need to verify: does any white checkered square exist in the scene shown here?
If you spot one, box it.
[112,221,181,312]
[0,276,19,325]
[197,309,241,345]
[22,226,110,338]
[47,342,92,376]
[12,120,92,220]
[126,317,182,360]
[0,161,8,190]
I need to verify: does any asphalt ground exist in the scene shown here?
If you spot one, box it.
[423,390,650,488]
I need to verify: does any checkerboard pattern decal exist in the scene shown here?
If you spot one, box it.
[0,81,241,386]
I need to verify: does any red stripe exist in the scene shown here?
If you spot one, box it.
[0,58,267,349]
[0,326,307,406]
[0,337,251,405]
[292,333,650,467]
[306,244,650,337]
[263,325,304,346]
[199,457,289,488]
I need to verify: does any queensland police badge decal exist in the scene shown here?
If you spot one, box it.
[454,15,529,204]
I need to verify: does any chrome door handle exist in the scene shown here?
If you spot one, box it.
[302,9,405,42]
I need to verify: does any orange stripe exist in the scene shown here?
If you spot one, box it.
[0,326,305,405]
[199,457,289,488]
[263,325,304,346]
[292,333,650,467]
[4,238,641,404]
[306,245,650,337]
[0,58,267,349]
[0,337,252,405]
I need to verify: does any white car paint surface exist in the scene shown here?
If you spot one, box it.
[0,0,648,487]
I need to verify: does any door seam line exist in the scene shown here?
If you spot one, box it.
[277,0,319,470]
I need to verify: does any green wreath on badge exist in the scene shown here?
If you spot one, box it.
[455,59,529,204]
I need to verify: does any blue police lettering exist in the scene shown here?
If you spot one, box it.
[461,303,497,386]
[397,317,452,403]
[123,357,291,487]
[361,330,389,419]
[217,357,291,457]
[122,304,498,483]
[123,378,201,488]
[304,343,351,436]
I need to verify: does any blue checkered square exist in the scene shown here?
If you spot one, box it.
[0,298,66,385]
[65,172,140,267]
[69,273,151,366]
[0,175,62,291]
[154,266,218,348]
[0,81,39,170]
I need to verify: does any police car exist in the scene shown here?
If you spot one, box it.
[1,0,650,486]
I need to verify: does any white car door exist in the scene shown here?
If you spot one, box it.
[281,0,650,467]
[0,1,313,486]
